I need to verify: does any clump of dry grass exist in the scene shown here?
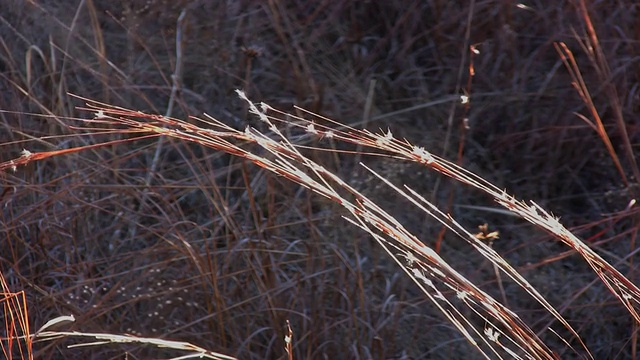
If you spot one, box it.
[2,86,637,358]
[2,0,640,359]
[1,271,31,360]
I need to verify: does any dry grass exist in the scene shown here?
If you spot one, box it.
[1,0,639,359]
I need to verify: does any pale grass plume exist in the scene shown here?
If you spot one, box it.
[3,91,639,358]
[54,93,591,358]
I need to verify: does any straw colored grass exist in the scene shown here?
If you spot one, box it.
[1,0,640,359]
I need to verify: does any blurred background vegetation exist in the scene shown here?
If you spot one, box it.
[1,1,639,358]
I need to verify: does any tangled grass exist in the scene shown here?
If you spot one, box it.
[1,88,639,358]
[1,0,640,359]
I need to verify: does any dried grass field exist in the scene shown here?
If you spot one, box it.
[1,1,640,359]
